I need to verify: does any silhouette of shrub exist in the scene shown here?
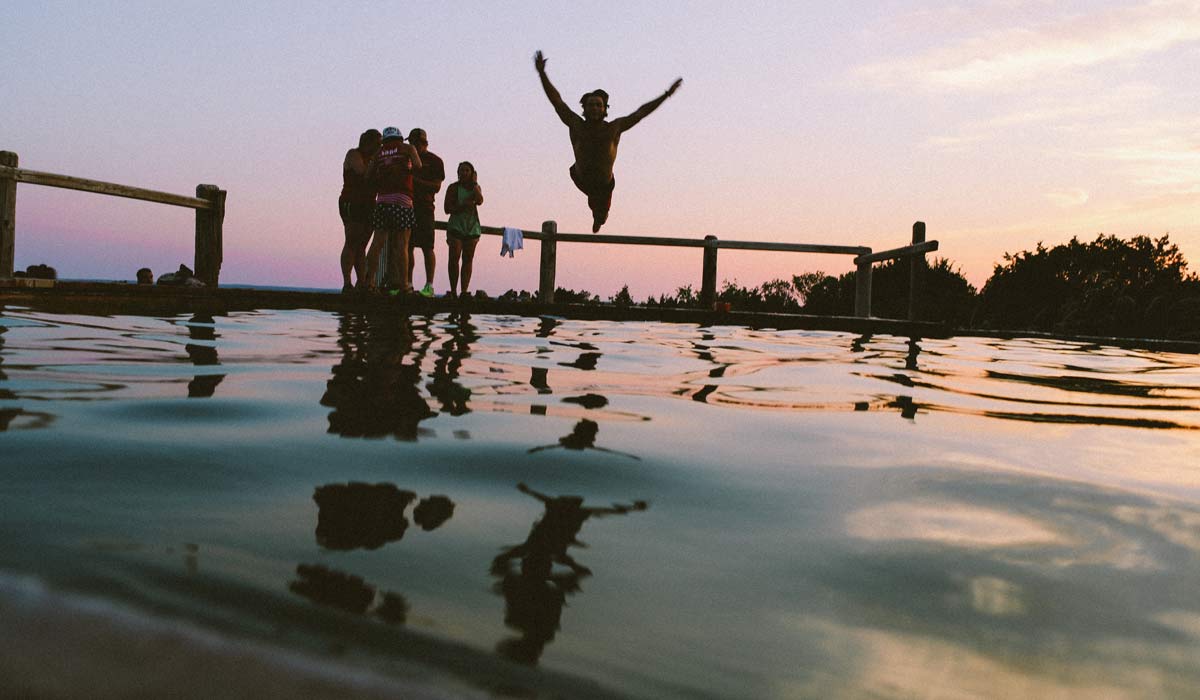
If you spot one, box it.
[976,234,1200,337]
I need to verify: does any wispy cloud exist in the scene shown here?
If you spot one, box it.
[920,84,1160,150]
[1045,188,1090,207]
[1085,118,1200,191]
[857,1,1200,91]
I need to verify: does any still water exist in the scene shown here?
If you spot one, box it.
[1,307,1199,698]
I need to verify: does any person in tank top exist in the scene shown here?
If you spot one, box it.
[338,129,381,292]
[444,161,483,299]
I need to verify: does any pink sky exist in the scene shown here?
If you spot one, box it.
[5,1,1198,298]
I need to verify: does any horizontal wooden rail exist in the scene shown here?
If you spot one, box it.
[715,240,869,255]
[433,218,938,318]
[854,239,938,265]
[1,151,224,285]
[0,166,212,210]
[437,221,868,254]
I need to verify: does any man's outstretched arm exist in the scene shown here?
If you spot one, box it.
[615,78,682,132]
[534,50,578,127]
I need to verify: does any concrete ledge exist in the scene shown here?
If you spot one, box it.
[0,282,950,338]
[0,277,55,289]
[6,282,1197,352]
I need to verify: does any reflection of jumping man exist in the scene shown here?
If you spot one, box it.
[527,418,640,460]
[534,50,682,232]
[491,483,647,665]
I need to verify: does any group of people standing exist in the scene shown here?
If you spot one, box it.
[338,52,682,298]
[339,127,484,299]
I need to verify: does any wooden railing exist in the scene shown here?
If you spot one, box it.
[440,220,938,319]
[0,150,226,286]
[1,149,937,317]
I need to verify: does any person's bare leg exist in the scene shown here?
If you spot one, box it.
[447,239,462,296]
[407,243,416,290]
[422,246,436,289]
[352,234,368,286]
[391,230,413,293]
[344,221,369,288]
[460,238,479,295]
[588,186,612,233]
[365,231,385,291]
[340,225,356,289]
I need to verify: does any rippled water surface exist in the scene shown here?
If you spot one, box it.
[2,307,1199,698]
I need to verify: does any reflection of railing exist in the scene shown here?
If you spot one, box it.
[0,150,226,286]
[436,219,938,319]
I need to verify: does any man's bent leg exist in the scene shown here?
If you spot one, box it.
[586,177,615,233]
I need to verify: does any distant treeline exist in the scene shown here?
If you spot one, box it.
[499,234,1200,340]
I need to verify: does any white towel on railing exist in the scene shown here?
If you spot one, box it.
[500,227,524,257]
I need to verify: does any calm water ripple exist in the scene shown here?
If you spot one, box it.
[1,306,1199,698]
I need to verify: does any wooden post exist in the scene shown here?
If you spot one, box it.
[0,151,16,278]
[194,184,225,288]
[538,220,557,302]
[908,220,926,321]
[855,260,873,317]
[700,235,718,306]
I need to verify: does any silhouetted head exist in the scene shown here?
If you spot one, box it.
[457,161,476,183]
[381,126,404,142]
[552,495,586,509]
[136,267,153,284]
[559,419,599,449]
[408,128,428,153]
[359,128,382,155]
[580,89,609,121]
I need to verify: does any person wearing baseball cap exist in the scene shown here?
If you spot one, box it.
[364,127,423,295]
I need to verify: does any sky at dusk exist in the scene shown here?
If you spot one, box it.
[4,0,1198,299]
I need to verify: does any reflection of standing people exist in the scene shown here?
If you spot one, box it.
[427,312,478,416]
[365,127,422,295]
[491,483,647,665]
[533,50,681,232]
[406,128,445,298]
[413,495,456,531]
[312,481,417,550]
[320,313,434,440]
[444,162,483,299]
[339,129,382,292]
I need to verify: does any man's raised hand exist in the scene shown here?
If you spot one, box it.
[666,78,683,97]
[534,50,547,73]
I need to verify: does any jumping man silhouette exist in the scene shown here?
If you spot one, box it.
[534,50,682,232]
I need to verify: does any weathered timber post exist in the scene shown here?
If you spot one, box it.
[700,235,718,306]
[854,259,873,317]
[908,220,926,321]
[194,184,226,288]
[538,220,557,302]
[0,151,17,278]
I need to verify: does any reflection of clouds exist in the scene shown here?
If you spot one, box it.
[1154,610,1200,640]
[778,616,1192,699]
[846,501,1066,548]
[1113,504,1200,551]
[966,576,1025,617]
